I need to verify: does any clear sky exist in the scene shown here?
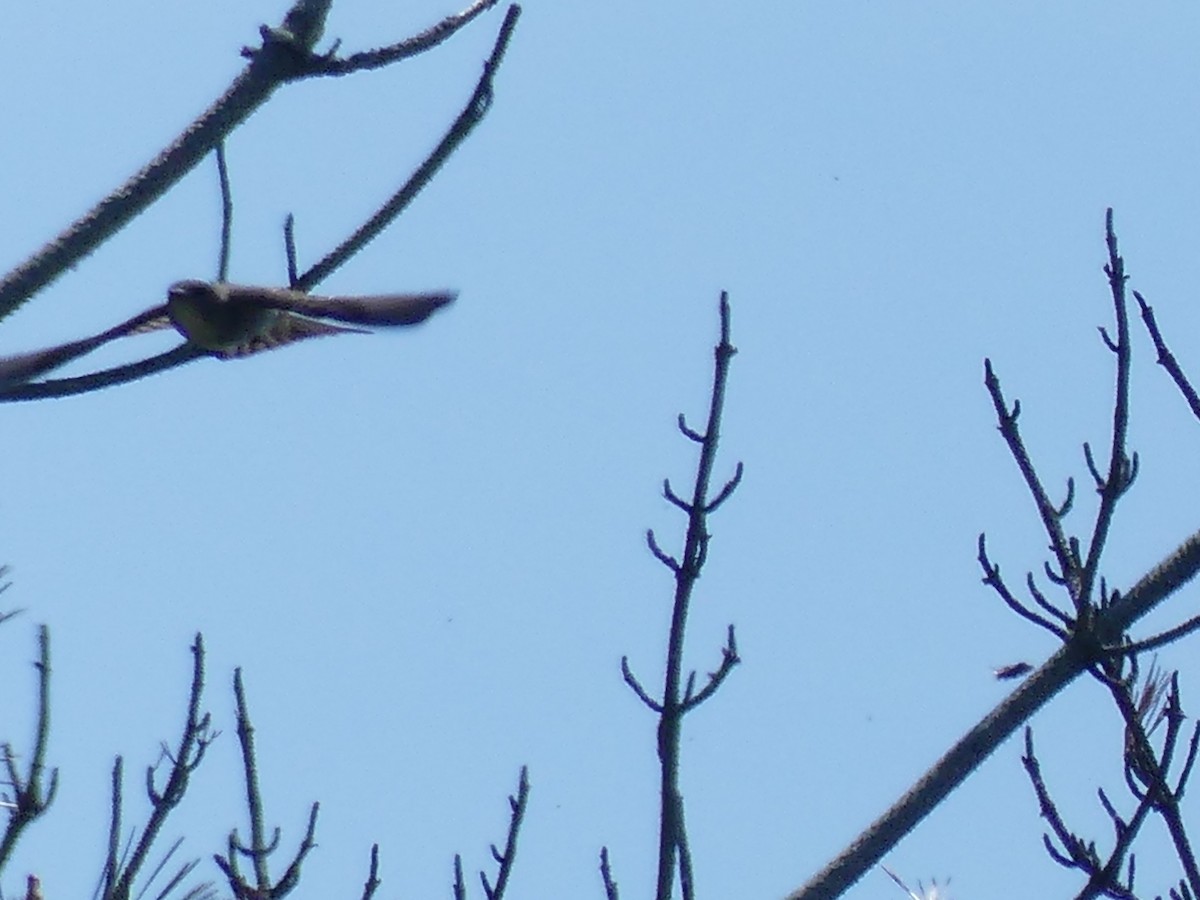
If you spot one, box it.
[3,2,1200,899]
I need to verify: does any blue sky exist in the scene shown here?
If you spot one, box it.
[3,2,1200,898]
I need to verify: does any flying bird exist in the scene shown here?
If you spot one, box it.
[0,280,456,387]
[163,280,456,356]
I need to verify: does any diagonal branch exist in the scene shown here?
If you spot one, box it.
[301,0,499,77]
[296,4,521,291]
[0,626,57,869]
[1079,209,1137,608]
[1135,290,1200,422]
[0,344,204,403]
[983,359,1081,607]
[787,525,1200,900]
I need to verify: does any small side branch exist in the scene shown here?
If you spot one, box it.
[214,669,320,899]
[1110,613,1200,656]
[1107,668,1200,895]
[360,844,381,900]
[1079,209,1138,608]
[297,5,522,290]
[599,847,620,900]
[621,657,663,712]
[304,0,500,76]
[106,634,217,900]
[467,767,530,900]
[1023,725,1149,898]
[681,625,740,712]
[0,626,57,869]
[1136,290,1200,421]
[977,534,1070,639]
[983,358,1081,606]
[215,143,233,282]
[646,530,681,575]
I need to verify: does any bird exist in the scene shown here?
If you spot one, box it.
[162,280,456,357]
[0,280,456,386]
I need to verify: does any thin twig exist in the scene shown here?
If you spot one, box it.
[0,627,57,870]
[600,847,620,900]
[215,143,233,282]
[977,534,1070,638]
[983,359,1082,608]
[1079,209,1137,611]
[641,292,741,900]
[478,767,529,900]
[110,635,214,900]
[297,4,521,290]
[1135,290,1200,421]
[293,0,500,77]
[360,844,381,900]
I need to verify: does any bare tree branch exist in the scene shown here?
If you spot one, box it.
[619,292,742,900]
[0,626,57,869]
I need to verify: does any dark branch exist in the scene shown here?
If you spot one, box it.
[983,358,1081,607]
[360,845,381,900]
[646,529,681,574]
[680,626,740,713]
[1136,290,1200,421]
[600,846,620,900]
[297,5,522,290]
[705,462,744,513]
[298,0,500,77]
[977,534,1070,638]
[476,767,529,900]
[621,657,662,712]
[110,635,215,899]
[216,143,233,282]
[0,344,204,403]
[677,413,704,443]
[0,626,57,870]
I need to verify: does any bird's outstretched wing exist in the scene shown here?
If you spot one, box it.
[0,304,170,386]
[0,281,456,387]
[167,281,456,357]
[227,285,457,327]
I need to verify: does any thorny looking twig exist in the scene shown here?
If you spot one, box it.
[1022,660,1200,898]
[600,847,620,900]
[100,634,217,900]
[213,669,320,900]
[359,845,381,900]
[619,292,742,900]
[452,768,530,900]
[0,627,57,870]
